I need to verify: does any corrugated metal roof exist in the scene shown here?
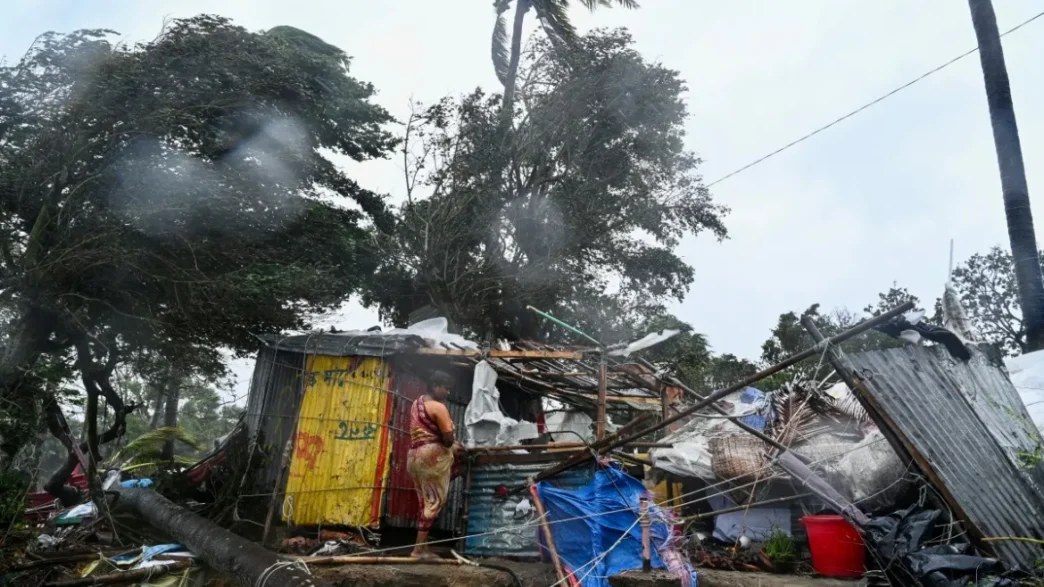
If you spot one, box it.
[464,459,595,559]
[256,332,426,357]
[282,355,394,527]
[845,344,1044,567]
[244,348,307,490]
[383,369,468,532]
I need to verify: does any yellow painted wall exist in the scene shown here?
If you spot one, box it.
[283,355,394,527]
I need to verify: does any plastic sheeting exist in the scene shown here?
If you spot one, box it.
[608,329,681,357]
[538,466,697,587]
[544,409,594,442]
[649,387,770,480]
[1005,349,1044,434]
[709,493,790,542]
[866,506,1016,587]
[385,317,478,350]
[464,360,539,448]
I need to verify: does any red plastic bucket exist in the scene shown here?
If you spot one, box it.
[800,515,865,578]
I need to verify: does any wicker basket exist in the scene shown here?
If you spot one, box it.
[710,435,771,504]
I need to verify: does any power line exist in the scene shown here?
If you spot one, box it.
[707,9,1044,188]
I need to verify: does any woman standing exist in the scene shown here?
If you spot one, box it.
[407,370,462,558]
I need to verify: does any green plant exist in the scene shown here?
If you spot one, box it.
[108,427,203,468]
[762,529,796,563]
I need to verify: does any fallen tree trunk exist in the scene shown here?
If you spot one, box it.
[111,487,329,587]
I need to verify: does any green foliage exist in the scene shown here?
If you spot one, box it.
[368,29,727,341]
[762,528,796,563]
[759,285,924,386]
[948,246,1039,356]
[0,468,31,531]
[0,15,395,457]
[109,427,202,467]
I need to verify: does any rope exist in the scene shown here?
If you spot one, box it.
[254,560,311,587]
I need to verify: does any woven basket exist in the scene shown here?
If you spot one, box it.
[710,435,771,504]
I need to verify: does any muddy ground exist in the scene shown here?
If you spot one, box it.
[315,561,866,587]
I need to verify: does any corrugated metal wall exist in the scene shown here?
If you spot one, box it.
[465,458,595,559]
[244,347,307,490]
[383,369,468,531]
[846,345,1044,568]
[282,355,395,527]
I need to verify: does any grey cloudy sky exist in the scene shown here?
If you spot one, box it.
[5,1,1044,396]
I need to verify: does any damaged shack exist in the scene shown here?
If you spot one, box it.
[241,318,685,556]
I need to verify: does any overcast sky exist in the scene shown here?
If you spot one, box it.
[5,1,1044,398]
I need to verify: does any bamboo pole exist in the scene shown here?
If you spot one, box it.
[295,556,464,565]
[596,356,608,440]
[678,493,813,522]
[636,357,810,461]
[524,302,916,488]
[640,497,651,572]
[469,442,671,453]
[262,436,294,545]
[529,485,568,584]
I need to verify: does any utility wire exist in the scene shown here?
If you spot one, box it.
[706,9,1044,188]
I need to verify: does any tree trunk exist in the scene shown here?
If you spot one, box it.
[149,384,165,429]
[501,0,530,124]
[110,487,329,587]
[161,379,180,460]
[968,0,1044,351]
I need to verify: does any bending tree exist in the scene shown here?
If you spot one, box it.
[0,17,396,488]
[369,29,727,342]
[967,0,1044,351]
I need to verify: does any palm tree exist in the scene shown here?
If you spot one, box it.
[967,0,1044,351]
[492,0,638,121]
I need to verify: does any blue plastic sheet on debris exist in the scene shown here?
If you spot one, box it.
[737,387,768,431]
[537,465,698,587]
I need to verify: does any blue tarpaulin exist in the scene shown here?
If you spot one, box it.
[537,465,697,587]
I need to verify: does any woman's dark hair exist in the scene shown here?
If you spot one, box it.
[429,370,454,389]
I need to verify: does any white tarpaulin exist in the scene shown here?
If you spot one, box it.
[1005,349,1044,434]
[386,317,479,350]
[648,389,767,480]
[544,409,594,442]
[464,360,539,448]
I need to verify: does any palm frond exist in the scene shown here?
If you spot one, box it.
[772,391,819,445]
[531,0,579,45]
[577,1,640,13]
[109,426,203,465]
[492,11,511,85]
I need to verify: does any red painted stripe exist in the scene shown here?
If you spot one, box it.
[370,371,395,525]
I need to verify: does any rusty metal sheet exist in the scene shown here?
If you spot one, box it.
[464,458,594,559]
[243,347,306,490]
[257,332,425,357]
[382,369,467,531]
[845,344,1044,567]
[282,355,394,527]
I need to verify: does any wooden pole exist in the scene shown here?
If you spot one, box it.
[529,485,568,584]
[469,442,671,453]
[596,354,608,440]
[523,302,915,488]
[295,556,464,565]
[636,357,810,461]
[262,436,294,545]
[640,496,651,572]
